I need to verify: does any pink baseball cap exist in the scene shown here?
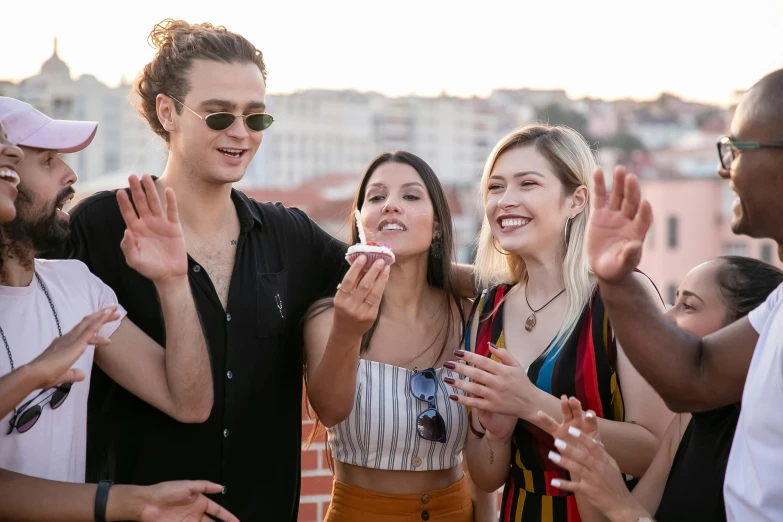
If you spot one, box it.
[0,97,98,153]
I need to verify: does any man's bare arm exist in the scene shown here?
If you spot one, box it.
[95,175,213,423]
[96,278,212,423]
[600,276,757,412]
[0,469,237,521]
[586,167,759,412]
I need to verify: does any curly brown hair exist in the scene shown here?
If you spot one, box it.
[134,19,267,143]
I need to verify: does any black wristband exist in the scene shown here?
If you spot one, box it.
[95,480,113,522]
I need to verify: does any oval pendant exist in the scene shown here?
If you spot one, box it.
[525,313,536,332]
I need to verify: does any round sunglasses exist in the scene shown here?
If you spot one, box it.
[7,383,72,435]
[168,95,274,132]
[409,368,447,443]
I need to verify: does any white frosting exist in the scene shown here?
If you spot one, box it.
[346,244,395,263]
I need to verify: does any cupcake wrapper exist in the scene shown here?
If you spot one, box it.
[346,252,395,267]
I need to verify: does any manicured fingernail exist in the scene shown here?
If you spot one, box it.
[449,394,459,401]
[554,438,567,451]
[443,377,455,385]
[548,451,561,463]
[443,362,456,369]
[551,478,561,488]
[454,350,465,358]
[567,426,582,437]
[585,411,595,419]
[488,343,498,350]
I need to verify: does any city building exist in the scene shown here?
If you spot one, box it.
[0,40,168,183]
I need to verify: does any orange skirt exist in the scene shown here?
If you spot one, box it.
[324,474,473,522]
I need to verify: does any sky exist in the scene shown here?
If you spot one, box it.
[3,0,782,105]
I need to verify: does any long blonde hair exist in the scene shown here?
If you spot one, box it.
[474,124,597,349]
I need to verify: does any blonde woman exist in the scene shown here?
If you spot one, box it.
[445,125,673,521]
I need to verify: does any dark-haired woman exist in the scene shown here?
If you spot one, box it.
[304,151,496,521]
[543,256,783,522]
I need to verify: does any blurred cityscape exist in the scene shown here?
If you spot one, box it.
[2,41,779,303]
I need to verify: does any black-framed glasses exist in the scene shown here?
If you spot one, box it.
[410,368,447,443]
[7,383,72,435]
[168,95,274,132]
[717,135,783,170]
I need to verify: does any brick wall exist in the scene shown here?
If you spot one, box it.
[299,393,503,521]
[300,393,332,522]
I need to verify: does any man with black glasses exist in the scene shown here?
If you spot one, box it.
[583,68,783,521]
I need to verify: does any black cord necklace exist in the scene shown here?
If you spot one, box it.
[524,285,566,332]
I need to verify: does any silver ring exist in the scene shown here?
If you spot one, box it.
[336,284,351,294]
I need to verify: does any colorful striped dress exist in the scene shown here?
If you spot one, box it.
[467,284,626,522]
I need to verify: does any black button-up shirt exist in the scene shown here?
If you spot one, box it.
[63,187,347,520]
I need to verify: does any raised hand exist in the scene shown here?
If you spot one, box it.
[333,255,390,338]
[28,307,120,388]
[139,481,239,522]
[586,166,653,283]
[446,343,543,422]
[117,175,187,283]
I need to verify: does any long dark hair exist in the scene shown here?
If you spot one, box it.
[716,255,783,323]
[304,151,466,452]
[349,151,464,359]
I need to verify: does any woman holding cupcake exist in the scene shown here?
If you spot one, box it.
[303,151,496,521]
[445,124,674,522]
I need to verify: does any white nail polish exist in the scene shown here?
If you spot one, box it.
[551,478,561,488]
[548,451,561,463]
[586,411,595,419]
[568,426,582,437]
[554,438,567,450]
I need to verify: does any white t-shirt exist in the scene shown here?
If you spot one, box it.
[724,282,783,522]
[0,259,126,483]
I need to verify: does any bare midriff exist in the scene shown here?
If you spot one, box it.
[334,460,463,494]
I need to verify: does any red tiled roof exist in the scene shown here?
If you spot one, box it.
[241,173,465,225]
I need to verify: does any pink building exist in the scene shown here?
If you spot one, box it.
[638,177,781,305]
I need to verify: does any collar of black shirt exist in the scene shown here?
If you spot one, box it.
[148,175,264,233]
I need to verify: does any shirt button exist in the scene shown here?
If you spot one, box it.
[227,371,233,379]
[421,493,430,504]
[226,313,232,322]
[421,510,430,521]
[412,456,422,468]
[193,265,201,273]
[223,429,229,438]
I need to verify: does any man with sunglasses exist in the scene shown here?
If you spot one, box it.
[59,19,348,521]
[583,67,783,521]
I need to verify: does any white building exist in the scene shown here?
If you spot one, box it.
[0,40,167,184]
[254,90,513,188]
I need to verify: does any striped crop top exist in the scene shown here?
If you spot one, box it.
[326,359,469,471]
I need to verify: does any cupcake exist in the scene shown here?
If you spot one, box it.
[345,209,395,267]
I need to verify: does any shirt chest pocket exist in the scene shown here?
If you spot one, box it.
[256,269,288,338]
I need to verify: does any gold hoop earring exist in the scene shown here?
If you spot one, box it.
[492,237,511,256]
